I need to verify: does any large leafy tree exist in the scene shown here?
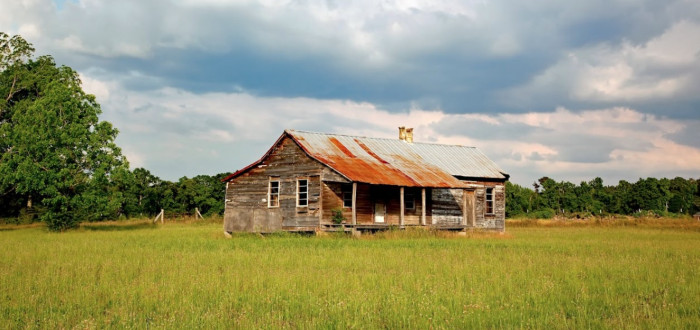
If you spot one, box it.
[0,33,127,230]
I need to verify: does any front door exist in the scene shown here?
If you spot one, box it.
[374,202,386,223]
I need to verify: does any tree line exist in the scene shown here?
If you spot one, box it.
[506,177,700,219]
[0,167,227,225]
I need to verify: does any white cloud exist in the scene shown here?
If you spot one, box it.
[504,20,700,106]
[78,73,111,101]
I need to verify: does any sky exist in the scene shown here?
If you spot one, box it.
[2,0,699,187]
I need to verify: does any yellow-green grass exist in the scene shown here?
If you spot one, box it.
[1,219,699,328]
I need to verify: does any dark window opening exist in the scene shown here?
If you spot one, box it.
[486,187,494,214]
[297,179,308,207]
[342,184,353,208]
[269,180,280,208]
[404,190,416,211]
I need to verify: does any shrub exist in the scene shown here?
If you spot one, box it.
[331,208,345,224]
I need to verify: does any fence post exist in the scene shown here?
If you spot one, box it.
[153,209,164,224]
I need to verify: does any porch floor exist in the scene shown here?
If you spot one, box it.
[319,223,470,232]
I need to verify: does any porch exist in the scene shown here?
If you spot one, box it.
[321,182,476,228]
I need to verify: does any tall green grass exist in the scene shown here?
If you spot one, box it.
[1,220,698,328]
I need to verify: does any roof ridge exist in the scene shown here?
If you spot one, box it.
[286,129,477,148]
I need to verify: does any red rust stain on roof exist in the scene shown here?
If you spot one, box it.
[355,139,388,164]
[293,134,466,188]
[391,153,462,187]
[319,154,420,186]
[329,137,355,158]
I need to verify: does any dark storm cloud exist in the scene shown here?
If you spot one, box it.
[667,121,700,149]
[432,116,541,140]
[544,134,648,164]
[8,0,695,119]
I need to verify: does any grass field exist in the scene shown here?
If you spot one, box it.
[1,219,699,329]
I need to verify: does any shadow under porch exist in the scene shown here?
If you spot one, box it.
[320,182,476,229]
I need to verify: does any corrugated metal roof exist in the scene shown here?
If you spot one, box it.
[287,129,508,188]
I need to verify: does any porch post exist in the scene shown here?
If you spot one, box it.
[399,186,405,226]
[352,182,357,225]
[421,188,426,226]
[462,189,468,226]
[471,192,476,227]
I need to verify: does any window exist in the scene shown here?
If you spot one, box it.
[404,190,415,211]
[485,187,494,214]
[297,179,308,207]
[268,180,280,208]
[267,180,280,207]
[342,184,353,208]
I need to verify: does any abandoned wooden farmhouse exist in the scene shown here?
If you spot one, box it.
[222,128,509,233]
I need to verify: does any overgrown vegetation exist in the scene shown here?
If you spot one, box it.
[331,208,345,224]
[0,220,698,328]
[507,177,700,219]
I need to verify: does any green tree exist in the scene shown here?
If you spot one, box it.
[559,181,578,214]
[610,180,634,214]
[0,33,127,230]
[505,181,536,218]
[536,177,559,211]
[130,167,163,216]
[668,177,696,214]
[173,174,226,217]
[694,178,700,214]
[588,177,610,214]
[630,178,671,214]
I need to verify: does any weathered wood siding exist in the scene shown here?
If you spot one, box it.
[430,181,505,231]
[321,167,349,183]
[431,189,464,225]
[466,181,505,231]
[224,136,325,232]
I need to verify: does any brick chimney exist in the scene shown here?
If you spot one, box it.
[405,128,413,143]
[398,126,406,141]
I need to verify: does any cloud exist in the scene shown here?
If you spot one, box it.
[80,71,700,185]
[4,0,697,116]
[503,20,700,114]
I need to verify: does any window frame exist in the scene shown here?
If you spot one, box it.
[268,179,280,208]
[485,187,494,215]
[404,189,416,211]
[297,178,309,207]
[342,184,353,208]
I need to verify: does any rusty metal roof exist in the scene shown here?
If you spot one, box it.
[286,130,508,188]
